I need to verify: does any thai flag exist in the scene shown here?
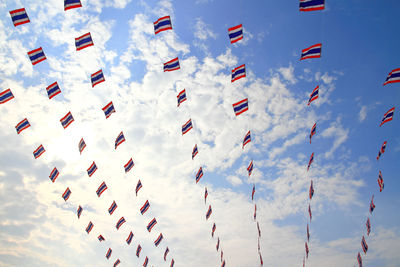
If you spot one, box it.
[299,0,325,12]
[357,252,362,267]
[49,167,59,183]
[206,205,212,220]
[102,101,116,119]
[228,24,243,44]
[309,180,314,199]
[307,223,310,242]
[366,218,371,236]
[86,221,93,234]
[98,235,105,242]
[192,144,198,160]
[64,0,82,11]
[378,171,384,192]
[307,152,314,171]
[254,204,257,221]
[27,47,46,65]
[216,237,220,251]
[221,250,224,262]
[62,187,71,201]
[170,259,175,267]
[15,118,31,134]
[33,144,45,159]
[369,195,375,214]
[361,236,368,254]
[75,32,94,51]
[221,260,225,267]
[136,245,142,257]
[45,82,62,99]
[305,242,309,258]
[232,98,248,116]
[0,89,14,104]
[60,111,74,129]
[113,259,120,267]
[106,248,112,259]
[380,107,395,126]
[251,184,255,201]
[91,69,105,87]
[77,205,83,219]
[154,233,163,246]
[300,43,322,60]
[195,167,203,183]
[164,57,180,72]
[124,158,134,173]
[308,204,312,221]
[116,216,126,230]
[383,68,400,86]
[257,221,261,237]
[136,180,143,196]
[247,161,253,176]
[9,8,30,27]
[154,16,173,34]
[243,131,251,149]
[307,85,319,106]
[205,187,208,203]
[147,218,157,232]
[126,231,134,245]
[231,64,246,82]
[87,161,98,177]
[140,200,150,215]
[182,119,193,135]
[309,123,317,143]
[79,138,86,154]
[259,252,263,266]
[177,89,187,107]
[212,223,216,237]
[143,257,148,267]
[96,181,108,197]
[377,141,387,160]
[108,201,117,215]
[164,247,169,261]
[115,131,126,149]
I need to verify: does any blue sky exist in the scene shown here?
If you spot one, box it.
[1,0,400,266]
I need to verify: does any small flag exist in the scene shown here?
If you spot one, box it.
[205,187,208,203]
[108,201,117,215]
[49,167,59,183]
[106,248,112,259]
[376,141,387,160]
[357,252,362,267]
[366,218,371,236]
[164,57,180,72]
[46,82,62,99]
[60,111,74,129]
[86,221,93,234]
[196,167,203,183]
[308,204,312,221]
[96,181,108,197]
[182,119,193,135]
[299,0,325,12]
[98,235,105,242]
[33,144,45,159]
[102,101,116,119]
[124,158,134,173]
[62,187,71,201]
[254,204,257,221]
[154,16,173,34]
[64,0,82,11]
[231,64,246,82]
[116,217,126,230]
[87,161,98,177]
[147,218,157,232]
[305,242,309,258]
[136,245,142,257]
[307,223,310,242]
[309,123,316,143]
[135,180,143,196]
[361,236,368,254]
[140,200,150,215]
[75,32,94,51]
[383,68,400,86]
[77,205,83,219]
[177,89,187,107]
[0,89,14,104]
[309,180,314,200]
[113,259,120,267]
[9,8,30,27]
[115,131,126,149]
[251,184,255,201]
[27,47,46,65]
[221,260,225,267]
[78,138,86,154]
[377,170,384,192]
[216,237,220,251]
[221,250,224,262]
[212,223,216,237]
[307,152,314,171]
[259,252,263,266]
[126,231,134,245]
[369,195,375,214]
[91,69,105,87]
[300,43,322,60]
[143,257,148,267]
[170,259,175,267]
[247,161,253,176]
[154,233,163,247]
[206,205,212,220]
[257,221,261,237]
[228,24,243,44]
[192,144,198,160]
[379,107,395,126]
[232,98,249,116]
[164,247,169,261]
[307,85,319,106]
[243,131,251,149]
[15,118,31,134]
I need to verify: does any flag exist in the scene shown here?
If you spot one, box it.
[369,195,375,214]
[205,187,208,203]
[231,64,246,82]
[164,247,169,261]
[243,131,251,149]
[221,250,224,262]
[357,252,362,267]
[164,57,180,72]
[182,119,193,135]
[96,181,108,197]
[228,24,243,44]
[300,43,322,60]
[192,144,198,160]
[307,85,319,106]
[305,242,309,258]
[221,260,226,267]
[62,187,71,201]
[106,248,112,259]
[126,231,134,245]
[86,221,93,234]
[170,259,175,267]
[309,180,314,200]
[135,180,143,196]
[0,89,14,104]
[257,221,261,237]
[115,131,126,149]
[366,218,371,236]
[75,32,94,51]
[251,184,255,201]
[143,257,148,267]
[113,259,120,267]
[212,223,216,237]
[91,69,105,87]
[259,252,264,266]
[154,16,173,34]
[383,68,400,86]
[124,158,134,173]
[9,8,30,27]
[206,205,212,220]
[299,0,325,12]
[116,217,126,230]
[216,237,220,251]
[64,0,82,11]
[361,236,368,254]
[309,123,316,143]
[247,161,253,176]
[378,170,384,192]
[49,167,59,183]
[154,233,163,246]
[177,89,187,107]
[254,204,257,221]
[60,111,74,129]
[147,218,157,232]
[307,152,314,171]
[77,205,82,219]
[232,98,249,116]
[196,167,203,183]
[33,144,45,159]
[98,235,105,242]
[108,201,117,215]
[46,82,62,99]
[27,47,46,65]
[308,204,312,221]
[307,223,310,242]
[136,244,142,257]
[79,138,86,154]
[102,101,116,119]
[15,118,31,134]
[140,200,150,215]
[377,141,387,160]
[379,107,395,126]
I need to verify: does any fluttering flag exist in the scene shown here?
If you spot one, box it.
[86,221,93,234]
[154,233,163,247]
[305,242,309,259]
[383,68,400,86]
[98,235,105,242]
[307,152,314,171]
[308,204,312,221]
[300,44,322,60]
[49,167,59,183]
[307,223,310,242]
[140,200,150,215]
[164,57,180,72]
[216,237,220,251]
[27,47,46,65]
[309,180,314,200]
[379,107,395,126]
[357,252,362,267]
[78,138,86,154]
[46,82,61,99]
[116,217,126,230]
[113,259,120,267]
[91,69,105,87]
[62,187,71,201]
[205,187,208,203]
[164,247,169,261]
[221,250,224,262]
[259,252,264,266]
[177,89,187,107]
[64,0,82,11]
[251,184,255,201]
[192,144,198,160]
[96,182,108,197]
[75,32,94,51]
[135,180,143,196]
[60,112,74,129]
[247,161,253,176]
[124,158,134,173]
[16,118,31,134]
[154,16,172,34]
[221,260,226,267]
[170,259,175,267]
[243,131,251,149]
[299,0,325,12]
[231,64,246,82]
[147,218,157,232]
[9,8,30,27]
[257,221,261,237]
[212,223,216,237]
[136,244,142,257]
[369,195,375,214]
[87,161,97,177]
[254,204,257,221]
[33,144,45,159]
[232,98,249,116]
[143,257,148,267]
[126,231,134,245]
[196,167,203,183]
[115,131,126,149]
[376,141,387,160]
[0,89,14,104]
[106,248,112,259]
[182,119,193,135]
[77,205,82,219]
[228,24,243,44]
[361,236,368,254]
[366,218,371,236]
[108,201,117,215]
[102,101,116,119]
[378,170,384,192]
[309,123,316,143]
[206,205,212,220]
[307,86,319,106]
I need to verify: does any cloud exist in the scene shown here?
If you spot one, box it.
[359,105,367,122]
[320,117,349,159]
[278,63,297,84]
[226,175,242,186]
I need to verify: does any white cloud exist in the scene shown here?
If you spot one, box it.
[226,175,242,186]
[359,105,367,122]
[278,63,297,84]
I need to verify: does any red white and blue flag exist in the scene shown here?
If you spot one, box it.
[60,111,74,129]
[46,82,61,99]
[33,144,45,159]
[115,131,126,149]
[252,184,255,201]
[357,252,362,267]
[164,247,169,261]
[98,235,105,242]
[49,167,59,183]
[75,32,94,51]
[96,181,108,197]
[124,158,134,173]
[64,0,82,11]
[135,180,142,196]
[143,257,148,267]
[212,223,216,237]
[170,259,175,267]
[177,89,187,107]
[383,68,400,86]
[377,141,387,160]
[106,248,112,259]
[232,98,248,116]
[136,245,142,257]
[116,217,126,230]
[366,218,371,236]
[308,85,319,106]
[228,24,243,44]
[305,242,309,258]
[77,205,82,219]
[243,131,251,149]
[310,123,316,143]
[126,231,134,245]
[254,204,257,221]
[231,64,246,82]
[300,43,322,60]
[113,259,120,267]
[307,223,310,242]
[216,237,220,251]
[221,260,225,267]
[154,233,163,246]
[247,161,253,176]
[307,152,314,171]
[192,144,198,160]
[196,167,203,183]
[378,170,384,192]
[27,47,46,65]
[182,119,193,135]
[9,8,30,27]
[164,57,180,72]
[309,180,314,199]
[0,89,14,104]
[62,187,71,201]
[308,204,312,221]
[206,205,212,220]
[369,195,375,214]
[205,187,208,203]
[257,221,261,237]
[140,200,150,215]
[91,69,105,87]
[15,118,30,134]
[299,0,325,12]
[361,236,368,254]
[87,161,98,177]
[147,218,157,232]
[79,138,86,154]
[154,16,173,35]
[108,201,117,215]
[379,107,395,126]
[86,221,93,234]
[102,101,116,119]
